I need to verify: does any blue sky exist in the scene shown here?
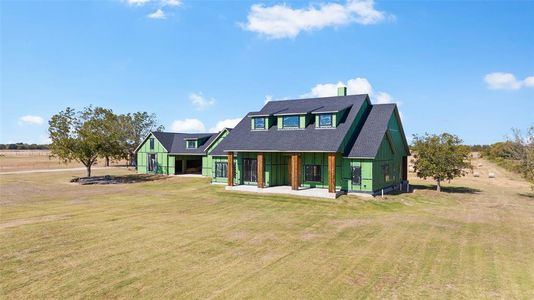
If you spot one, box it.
[1,0,533,145]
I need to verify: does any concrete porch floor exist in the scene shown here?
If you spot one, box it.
[225,185,344,199]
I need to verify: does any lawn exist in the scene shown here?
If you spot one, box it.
[1,159,533,299]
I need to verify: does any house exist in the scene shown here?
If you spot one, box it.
[210,87,410,195]
[135,129,231,175]
[136,87,409,196]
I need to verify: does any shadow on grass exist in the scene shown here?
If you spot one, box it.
[409,184,481,194]
[72,174,166,185]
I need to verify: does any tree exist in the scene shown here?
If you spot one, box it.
[411,133,472,192]
[119,112,164,167]
[48,106,118,177]
[508,126,534,189]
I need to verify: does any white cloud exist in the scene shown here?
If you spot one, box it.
[522,76,534,88]
[171,118,206,132]
[148,9,166,19]
[127,0,151,6]
[209,118,241,132]
[18,115,44,125]
[264,95,273,104]
[242,0,390,39]
[484,72,534,90]
[162,0,181,6]
[302,77,396,104]
[190,92,215,110]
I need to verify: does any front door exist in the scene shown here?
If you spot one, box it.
[242,158,257,183]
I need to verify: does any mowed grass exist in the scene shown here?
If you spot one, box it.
[1,159,534,299]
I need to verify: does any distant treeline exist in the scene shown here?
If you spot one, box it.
[0,143,50,150]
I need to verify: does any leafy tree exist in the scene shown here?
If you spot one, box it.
[508,126,534,189]
[48,106,118,177]
[411,133,472,192]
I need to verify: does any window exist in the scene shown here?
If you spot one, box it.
[282,116,300,128]
[215,162,228,178]
[147,153,157,172]
[382,164,390,182]
[318,114,333,127]
[186,140,196,149]
[304,165,321,182]
[253,118,265,129]
[242,158,257,182]
[149,138,155,150]
[351,166,361,185]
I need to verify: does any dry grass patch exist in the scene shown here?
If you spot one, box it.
[1,159,534,299]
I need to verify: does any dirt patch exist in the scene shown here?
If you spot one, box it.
[0,214,67,229]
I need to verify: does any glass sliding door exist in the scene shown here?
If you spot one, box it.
[242,158,257,183]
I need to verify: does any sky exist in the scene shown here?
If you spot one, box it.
[1,0,533,145]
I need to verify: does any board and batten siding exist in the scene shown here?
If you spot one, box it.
[136,134,174,175]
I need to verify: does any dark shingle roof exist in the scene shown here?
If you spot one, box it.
[152,132,216,154]
[346,104,396,158]
[212,95,369,153]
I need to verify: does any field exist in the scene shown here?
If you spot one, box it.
[0,150,127,172]
[1,158,533,298]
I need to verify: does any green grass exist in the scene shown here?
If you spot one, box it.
[1,163,534,299]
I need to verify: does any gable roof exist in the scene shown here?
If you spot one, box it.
[135,131,217,155]
[346,104,409,158]
[212,94,370,153]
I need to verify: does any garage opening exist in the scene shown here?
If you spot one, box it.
[175,157,202,175]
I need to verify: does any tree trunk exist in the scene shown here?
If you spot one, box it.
[86,164,92,178]
[436,178,441,192]
[105,156,110,167]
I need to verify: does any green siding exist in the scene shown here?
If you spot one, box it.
[370,112,406,191]
[341,158,373,192]
[136,133,172,175]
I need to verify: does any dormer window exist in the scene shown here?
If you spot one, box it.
[282,116,300,128]
[318,114,333,128]
[186,140,197,149]
[253,117,265,130]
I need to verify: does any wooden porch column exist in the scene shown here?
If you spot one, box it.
[328,153,336,193]
[227,152,234,186]
[291,153,300,190]
[257,152,264,188]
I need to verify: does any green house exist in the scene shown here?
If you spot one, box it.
[210,87,410,195]
[135,129,231,175]
[136,87,409,196]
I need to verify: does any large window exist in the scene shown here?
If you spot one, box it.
[242,158,257,182]
[351,166,361,185]
[149,138,155,150]
[282,116,300,128]
[147,153,157,172]
[186,140,196,149]
[253,117,265,129]
[215,162,228,178]
[304,165,321,182]
[318,114,333,127]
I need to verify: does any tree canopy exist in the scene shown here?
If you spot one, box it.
[48,106,163,177]
[411,133,472,192]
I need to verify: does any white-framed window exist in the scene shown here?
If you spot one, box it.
[318,114,333,128]
[282,116,299,128]
[253,117,265,129]
[186,140,197,149]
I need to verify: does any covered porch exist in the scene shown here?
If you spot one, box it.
[226,151,339,195]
